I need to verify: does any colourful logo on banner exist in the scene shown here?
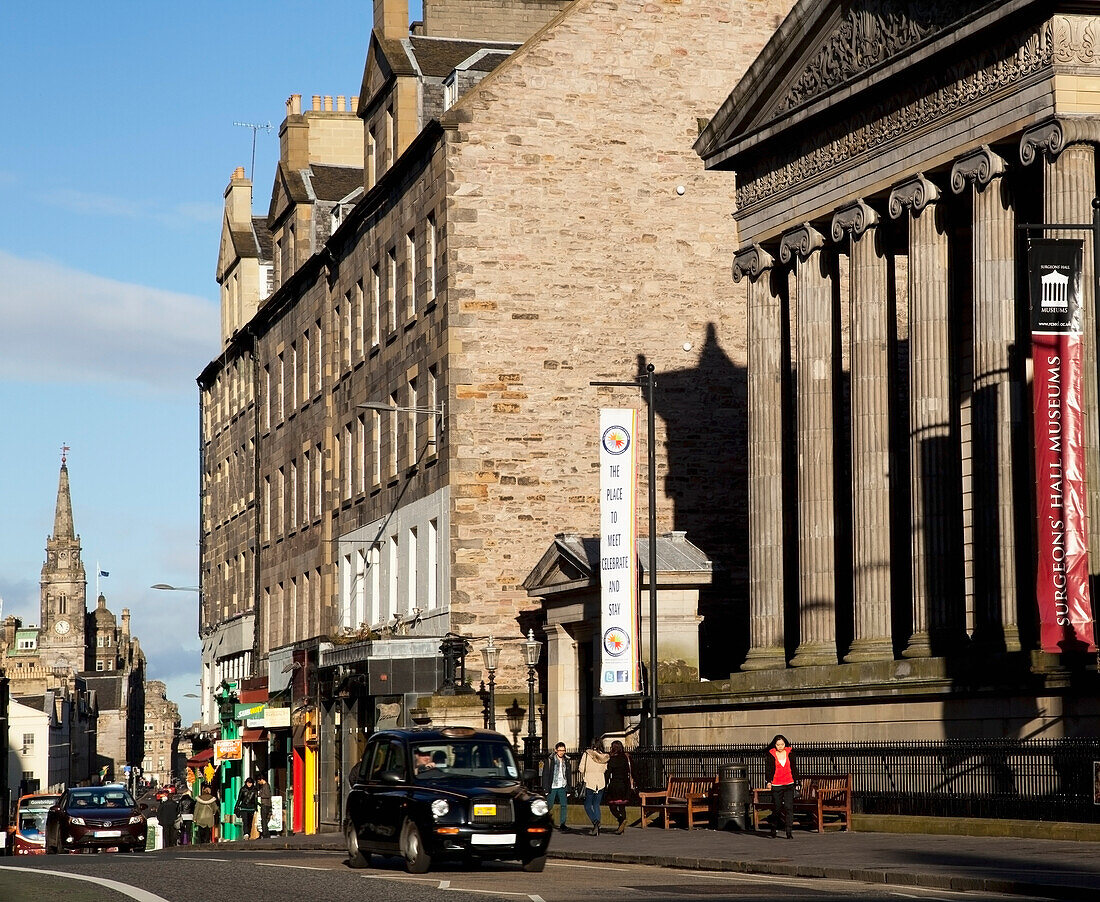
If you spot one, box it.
[601,425,630,455]
[603,627,629,657]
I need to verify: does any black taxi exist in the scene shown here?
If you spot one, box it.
[344,726,551,873]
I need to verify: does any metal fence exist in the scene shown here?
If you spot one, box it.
[610,739,1100,823]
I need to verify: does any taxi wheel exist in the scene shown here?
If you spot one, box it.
[400,820,432,874]
[522,854,547,873]
[345,821,370,869]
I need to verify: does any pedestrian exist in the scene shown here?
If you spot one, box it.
[156,792,180,848]
[764,734,799,839]
[541,741,572,832]
[178,791,195,845]
[256,776,273,839]
[192,784,218,844]
[234,777,258,839]
[603,740,634,835]
[577,739,609,836]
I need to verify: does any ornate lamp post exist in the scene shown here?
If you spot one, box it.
[481,636,499,730]
[505,699,525,754]
[522,629,542,773]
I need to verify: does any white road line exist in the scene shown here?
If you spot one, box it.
[0,865,171,902]
[528,896,546,902]
[355,873,535,898]
[547,861,631,871]
[439,880,451,888]
[254,863,330,871]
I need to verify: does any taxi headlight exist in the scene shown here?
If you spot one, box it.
[530,799,549,817]
[430,799,450,818]
[69,816,86,826]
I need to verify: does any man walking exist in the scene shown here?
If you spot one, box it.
[156,793,180,848]
[256,776,273,839]
[542,742,572,831]
[234,777,258,839]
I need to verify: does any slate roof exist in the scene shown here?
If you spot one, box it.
[309,164,364,202]
[83,674,125,710]
[407,36,520,78]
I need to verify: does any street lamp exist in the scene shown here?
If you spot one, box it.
[522,629,542,773]
[481,636,499,730]
[591,363,661,748]
[505,699,525,753]
[357,399,445,441]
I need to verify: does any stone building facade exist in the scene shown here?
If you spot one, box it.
[198,0,795,827]
[690,0,1100,743]
[142,681,181,787]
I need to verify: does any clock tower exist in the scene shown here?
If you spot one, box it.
[40,448,88,672]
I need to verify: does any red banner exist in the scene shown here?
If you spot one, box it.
[1029,240,1096,653]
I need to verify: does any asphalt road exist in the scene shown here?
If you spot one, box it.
[0,848,1054,902]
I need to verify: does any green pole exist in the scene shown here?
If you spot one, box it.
[217,681,241,841]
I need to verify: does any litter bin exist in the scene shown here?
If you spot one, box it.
[715,764,750,831]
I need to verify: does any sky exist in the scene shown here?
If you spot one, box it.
[0,1,423,726]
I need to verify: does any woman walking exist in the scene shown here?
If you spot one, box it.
[192,783,219,844]
[603,740,634,835]
[764,734,799,838]
[577,740,610,835]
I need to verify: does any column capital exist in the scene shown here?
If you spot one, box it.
[778,223,825,265]
[888,174,941,219]
[1020,117,1100,166]
[950,145,1007,194]
[732,244,775,283]
[830,199,879,242]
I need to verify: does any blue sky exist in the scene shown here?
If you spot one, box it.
[0,2,422,725]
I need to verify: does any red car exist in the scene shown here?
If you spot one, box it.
[45,786,147,854]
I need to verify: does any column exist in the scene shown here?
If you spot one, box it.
[950,145,1021,652]
[832,199,894,662]
[779,223,839,667]
[1021,118,1100,603]
[733,243,787,670]
[889,174,961,657]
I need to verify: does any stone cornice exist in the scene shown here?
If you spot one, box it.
[779,224,826,265]
[831,199,879,241]
[950,145,1008,193]
[732,244,775,283]
[1020,117,1100,165]
[888,173,941,218]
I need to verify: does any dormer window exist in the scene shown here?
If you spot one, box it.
[443,74,457,112]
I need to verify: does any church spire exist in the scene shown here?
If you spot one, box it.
[54,444,75,540]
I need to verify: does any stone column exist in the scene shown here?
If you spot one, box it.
[832,199,894,662]
[889,174,960,657]
[1021,118,1100,604]
[733,244,787,670]
[951,145,1021,652]
[779,224,838,667]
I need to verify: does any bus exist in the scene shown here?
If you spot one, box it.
[11,793,61,856]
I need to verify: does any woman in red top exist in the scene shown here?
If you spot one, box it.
[763,734,798,838]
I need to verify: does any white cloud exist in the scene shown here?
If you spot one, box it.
[0,251,218,395]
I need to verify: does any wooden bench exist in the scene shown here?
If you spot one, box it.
[638,776,717,829]
[751,774,852,833]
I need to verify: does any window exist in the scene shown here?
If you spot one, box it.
[371,262,380,347]
[303,329,311,399]
[290,459,298,529]
[407,526,418,614]
[291,343,298,410]
[314,443,322,518]
[333,431,341,502]
[427,213,437,301]
[263,475,271,541]
[387,248,397,333]
[372,411,381,486]
[409,376,419,459]
[388,535,398,623]
[277,467,285,537]
[302,450,311,523]
[97,661,105,672]
[315,320,322,390]
[278,353,285,422]
[22,734,34,749]
[264,366,271,431]
[342,290,352,369]
[357,414,366,495]
[406,230,416,318]
[344,423,353,501]
[386,105,395,167]
[390,391,399,476]
[355,279,365,360]
[18,638,36,650]
[428,365,439,449]
[368,126,377,188]
[428,518,438,610]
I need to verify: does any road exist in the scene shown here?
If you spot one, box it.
[0,848,1055,902]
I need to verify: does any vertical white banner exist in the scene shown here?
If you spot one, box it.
[599,408,640,696]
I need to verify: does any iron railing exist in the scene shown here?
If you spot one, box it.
[567,739,1100,824]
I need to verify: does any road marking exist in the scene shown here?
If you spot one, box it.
[355,873,537,898]
[0,865,171,902]
[254,863,330,871]
[529,896,546,902]
[439,880,451,888]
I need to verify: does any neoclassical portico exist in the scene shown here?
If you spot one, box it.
[699,1,1100,703]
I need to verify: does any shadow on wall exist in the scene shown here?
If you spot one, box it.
[642,323,748,678]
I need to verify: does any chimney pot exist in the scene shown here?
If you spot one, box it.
[232,166,246,180]
[312,94,322,111]
[351,95,359,110]
[288,93,301,115]
[324,95,333,111]
[337,95,346,111]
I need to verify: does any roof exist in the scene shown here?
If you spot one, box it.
[523,532,713,597]
[407,36,520,78]
[83,674,125,709]
[308,164,364,203]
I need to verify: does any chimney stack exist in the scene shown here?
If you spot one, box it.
[286,93,302,116]
[224,167,253,227]
[374,0,409,42]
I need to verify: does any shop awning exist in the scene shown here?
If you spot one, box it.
[186,748,214,766]
[241,728,267,744]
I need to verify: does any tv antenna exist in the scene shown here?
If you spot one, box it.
[233,121,274,181]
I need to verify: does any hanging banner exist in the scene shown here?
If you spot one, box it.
[599,408,640,695]
[1029,239,1096,652]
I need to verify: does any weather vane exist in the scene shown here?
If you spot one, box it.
[61,443,70,465]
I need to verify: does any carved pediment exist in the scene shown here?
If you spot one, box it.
[775,0,989,117]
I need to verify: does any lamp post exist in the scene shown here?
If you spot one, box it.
[522,629,542,774]
[505,699,525,754]
[152,583,206,723]
[590,363,661,748]
[481,636,499,730]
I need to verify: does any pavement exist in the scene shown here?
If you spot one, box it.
[170,817,1100,900]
